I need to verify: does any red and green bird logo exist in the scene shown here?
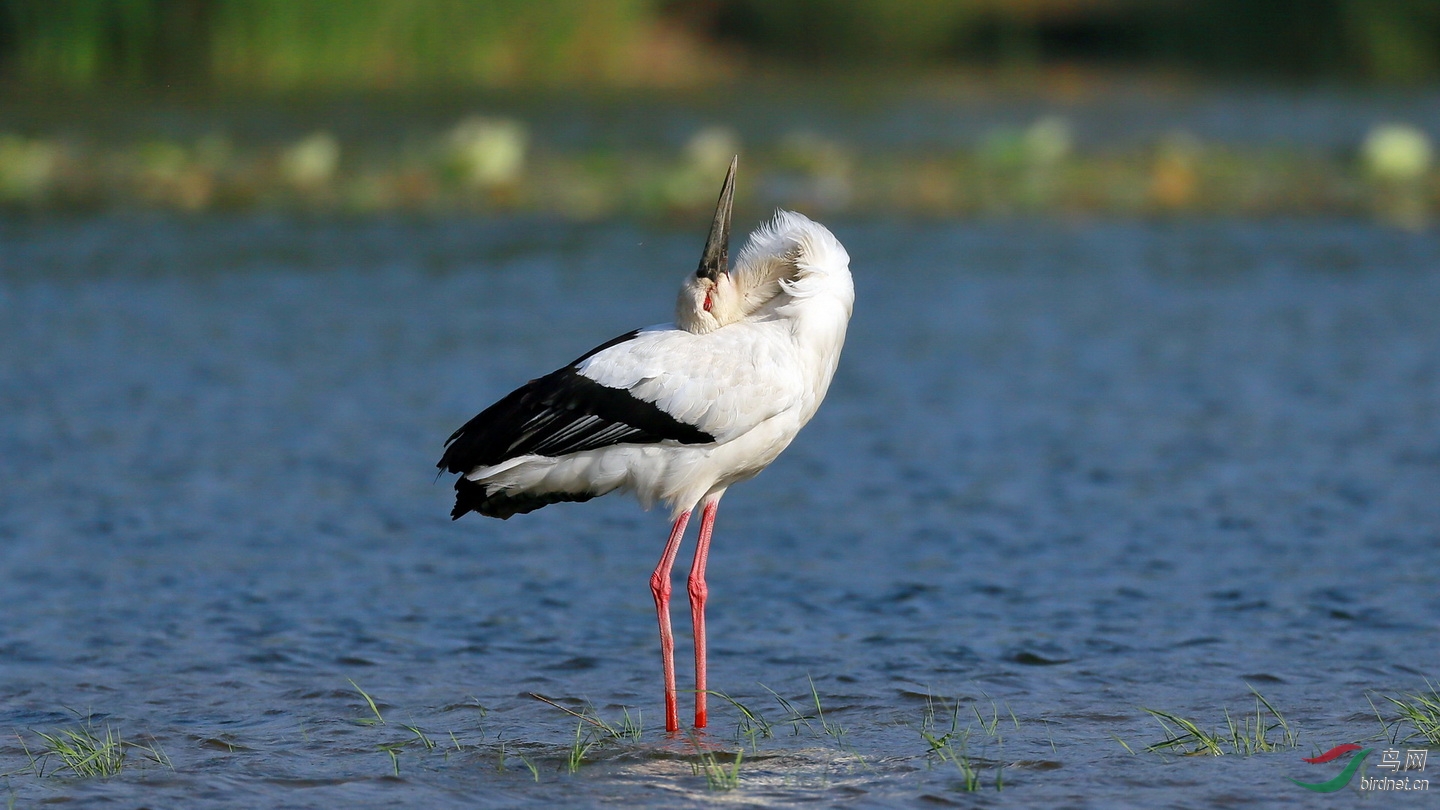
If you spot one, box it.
[1291,744,1370,793]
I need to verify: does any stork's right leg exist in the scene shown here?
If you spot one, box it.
[651,510,691,733]
[688,494,722,729]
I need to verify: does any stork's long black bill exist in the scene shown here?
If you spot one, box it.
[695,156,737,281]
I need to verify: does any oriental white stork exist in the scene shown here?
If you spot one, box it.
[438,157,853,733]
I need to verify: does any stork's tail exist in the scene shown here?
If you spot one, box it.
[451,477,597,520]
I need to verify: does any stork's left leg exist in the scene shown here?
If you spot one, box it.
[688,493,722,728]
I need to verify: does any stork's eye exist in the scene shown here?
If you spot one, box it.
[703,292,713,312]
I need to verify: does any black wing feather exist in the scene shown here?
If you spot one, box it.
[439,330,715,519]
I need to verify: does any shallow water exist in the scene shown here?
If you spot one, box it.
[1,215,1438,807]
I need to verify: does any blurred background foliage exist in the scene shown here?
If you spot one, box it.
[1,0,1439,90]
[0,1,1435,223]
[0,0,666,90]
[710,0,1440,84]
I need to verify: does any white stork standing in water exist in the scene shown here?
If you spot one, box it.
[439,158,853,733]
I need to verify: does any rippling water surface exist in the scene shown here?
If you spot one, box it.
[2,215,1438,807]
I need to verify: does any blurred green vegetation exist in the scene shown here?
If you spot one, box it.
[1,0,1439,90]
[705,0,984,66]
[719,0,1440,84]
[0,117,1434,228]
[0,0,665,90]
[0,2,1435,224]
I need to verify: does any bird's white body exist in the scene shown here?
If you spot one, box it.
[460,211,853,518]
[441,159,852,733]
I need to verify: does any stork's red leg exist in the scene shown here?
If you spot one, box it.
[651,509,691,733]
[688,495,721,729]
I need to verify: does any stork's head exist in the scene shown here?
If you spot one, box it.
[676,156,853,335]
[676,156,742,334]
